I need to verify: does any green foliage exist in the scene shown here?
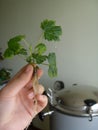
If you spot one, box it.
[3,19,62,78]
[41,19,62,41]
[32,53,48,64]
[35,43,46,55]
[0,68,11,85]
[4,35,27,58]
[48,53,57,77]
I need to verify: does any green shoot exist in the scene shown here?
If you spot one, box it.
[3,19,62,78]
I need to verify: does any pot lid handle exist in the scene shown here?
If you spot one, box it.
[84,99,97,107]
[84,99,97,121]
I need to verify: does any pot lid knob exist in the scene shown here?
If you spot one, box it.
[54,81,64,91]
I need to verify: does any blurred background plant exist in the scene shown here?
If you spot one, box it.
[0,49,11,85]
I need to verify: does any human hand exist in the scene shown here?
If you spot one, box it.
[0,64,48,130]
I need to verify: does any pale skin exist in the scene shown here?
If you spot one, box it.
[0,64,48,130]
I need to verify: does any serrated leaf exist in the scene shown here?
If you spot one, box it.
[41,19,62,41]
[35,43,46,55]
[41,19,55,30]
[44,26,62,41]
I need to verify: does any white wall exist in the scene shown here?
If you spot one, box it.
[0,0,98,129]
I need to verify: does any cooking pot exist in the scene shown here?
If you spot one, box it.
[39,83,98,130]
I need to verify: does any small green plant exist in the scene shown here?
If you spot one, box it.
[3,19,62,95]
[3,19,62,78]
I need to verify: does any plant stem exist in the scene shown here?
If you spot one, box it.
[41,63,49,66]
[23,38,30,48]
[36,32,44,44]
[23,38,33,58]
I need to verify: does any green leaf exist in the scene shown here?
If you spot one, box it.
[26,55,33,63]
[4,35,26,58]
[48,53,57,77]
[3,48,14,58]
[41,19,62,41]
[35,43,46,55]
[41,19,55,30]
[8,35,25,45]
[48,52,56,65]
[32,53,47,64]
[44,26,62,41]
[8,35,25,52]
[19,48,27,55]
[9,42,21,54]
[48,65,57,78]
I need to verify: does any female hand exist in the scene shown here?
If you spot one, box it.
[0,64,48,130]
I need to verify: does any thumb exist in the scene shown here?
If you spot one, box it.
[1,64,33,96]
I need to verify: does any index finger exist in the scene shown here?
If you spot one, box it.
[1,64,33,97]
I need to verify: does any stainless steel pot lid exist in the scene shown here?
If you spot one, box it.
[50,85,98,118]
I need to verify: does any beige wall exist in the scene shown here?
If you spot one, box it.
[0,0,98,129]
